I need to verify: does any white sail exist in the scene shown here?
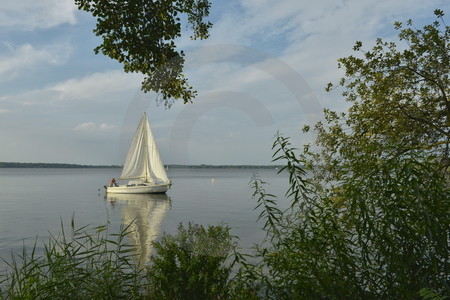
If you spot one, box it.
[120,113,169,184]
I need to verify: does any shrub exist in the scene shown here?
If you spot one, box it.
[146,222,236,300]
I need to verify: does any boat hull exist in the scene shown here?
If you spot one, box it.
[106,183,170,194]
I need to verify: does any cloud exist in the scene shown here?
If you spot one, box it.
[206,0,446,65]
[234,0,442,44]
[196,0,448,111]
[1,0,449,165]
[227,131,241,138]
[50,71,142,102]
[73,122,116,132]
[0,70,143,123]
[0,42,72,82]
[0,0,77,30]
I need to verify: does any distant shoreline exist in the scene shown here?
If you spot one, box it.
[0,162,282,169]
[167,164,282,169]
[0,162,120,169]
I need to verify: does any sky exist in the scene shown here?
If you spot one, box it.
[0,0,449,165]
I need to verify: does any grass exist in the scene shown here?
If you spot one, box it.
[0,218,144,299]
[0,220,237,300]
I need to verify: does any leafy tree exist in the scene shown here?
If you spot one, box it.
[75,0,212,105]
[241,10,450,299]
[322,9,450,173]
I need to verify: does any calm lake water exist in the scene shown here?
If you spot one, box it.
[0,167,289,265]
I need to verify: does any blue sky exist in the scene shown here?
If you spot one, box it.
[0,0,448,165]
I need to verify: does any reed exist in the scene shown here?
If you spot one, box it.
[0,218,144,299]
[0,220,238,300]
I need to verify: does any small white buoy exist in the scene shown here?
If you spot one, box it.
[211,178,215,183]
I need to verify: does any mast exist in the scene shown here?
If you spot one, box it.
[144,113,149,182]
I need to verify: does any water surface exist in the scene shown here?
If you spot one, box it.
[0,167,289,264]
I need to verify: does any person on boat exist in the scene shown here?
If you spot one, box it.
[110,178,118,187]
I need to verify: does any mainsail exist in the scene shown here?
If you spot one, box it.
[120,113,169,184]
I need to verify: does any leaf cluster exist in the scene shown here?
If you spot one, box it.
[75,0,212,105]
[146,222,236,299]
[325,10,450,170]
[246,137,449,299]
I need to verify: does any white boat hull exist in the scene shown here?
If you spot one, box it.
[106,183,170,194]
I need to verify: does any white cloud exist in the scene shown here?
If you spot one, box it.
[0,0,77,30]
[99,123,116,130]
[0,70,143,119]
[74,122,116,132]
[196,0,449,111]
[50,71,142,102]
[0,42,72,82]
[206,0,447,64]
[227,131,241,138]
[235,0,442,43]
[73,122,95,131]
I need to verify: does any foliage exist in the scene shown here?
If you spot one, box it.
[0,219,143,299]
[146,222,236,299]
[0,221,238,300]
[75,0,212,105]
[419,288,447,300]
[323,9,450,172]
[250,137,449,299]
[244,10,450,299]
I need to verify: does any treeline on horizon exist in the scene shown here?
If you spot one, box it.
[0,162,283,169]
[0,162,120,169]
[168,164,283,169]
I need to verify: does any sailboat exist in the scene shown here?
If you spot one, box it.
[106,113,171,194]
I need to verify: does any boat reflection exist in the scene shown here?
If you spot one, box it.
[105,193,171,266]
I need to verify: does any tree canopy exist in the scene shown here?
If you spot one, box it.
[323,9,450,172]
[75,0,212,106]
[239,10,450,299]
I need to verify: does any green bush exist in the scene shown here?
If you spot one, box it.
[146,222,236,300]
[245,137,449,299]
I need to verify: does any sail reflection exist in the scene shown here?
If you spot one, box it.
[106,193,171,266]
